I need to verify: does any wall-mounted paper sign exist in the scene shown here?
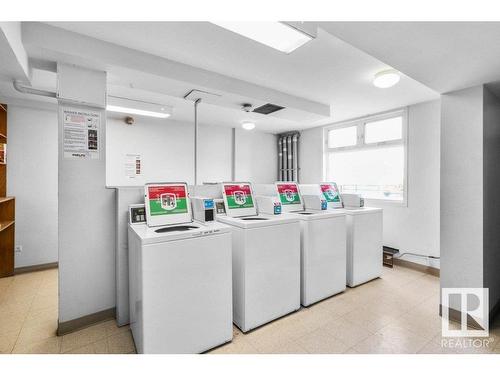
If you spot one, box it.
[125,154,141,178]
[62,108,100,160]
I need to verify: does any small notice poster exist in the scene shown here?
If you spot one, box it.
[223,184,254,209]
[62,108,100,159]
[276,183,301,205]
[125,154,141,178]
[320,183,341,203]
[147,184,188,216]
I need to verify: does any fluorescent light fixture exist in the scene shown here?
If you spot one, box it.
[106,105,171,118]
[241,121,256,130]
[106,96,172,118]
[373,69,401,88]
[211,22,313,53]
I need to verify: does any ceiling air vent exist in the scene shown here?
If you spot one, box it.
[253,103,285,115]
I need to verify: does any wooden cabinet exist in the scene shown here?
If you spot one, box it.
[0,197,15,277]
[0,104,14,277]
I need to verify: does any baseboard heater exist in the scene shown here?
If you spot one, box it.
[383,246,399,268]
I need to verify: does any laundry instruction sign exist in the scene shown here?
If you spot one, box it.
[223,184,254,209]
[62,107,100,160]
[276,183,301,205]
[147,185,188,216]
[320,183,341,203]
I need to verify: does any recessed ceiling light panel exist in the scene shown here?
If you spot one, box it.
[211,21,313,54]
[107,96,172,118]
[373,69,401,88]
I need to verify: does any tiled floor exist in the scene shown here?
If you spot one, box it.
[0,268,135,354]
[1,266,499,354]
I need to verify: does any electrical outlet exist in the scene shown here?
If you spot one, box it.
[15,245,22,253]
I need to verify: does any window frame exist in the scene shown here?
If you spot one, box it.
[323,108,408,207]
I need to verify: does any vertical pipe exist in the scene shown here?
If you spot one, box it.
[292,133,299,182]
[287,135,292,181]
[284,135,289,181]
[231,127,236,181]
[278,137,283,181]
[194,98,201,185]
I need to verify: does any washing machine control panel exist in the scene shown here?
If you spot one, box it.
[129,204,146,224]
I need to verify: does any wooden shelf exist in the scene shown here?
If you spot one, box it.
[0,196,14,204]
[0,103,13,277]
[0,220,14,232]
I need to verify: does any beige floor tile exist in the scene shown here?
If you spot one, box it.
[30,294,58,313]
[353,334,402,354]
[322,317,373,347]
[15,319,58,348]
[319,294,363,317]
[12,336,61,354]
[107,330,136,354]
[208,336,259,354]
[0,314,27,336]
[24,306,58,329]
[373,324,430,353]
[291,304,341,333]
[60,323,108,353]
[94,319,131,338]
[297,328,350,354]
[391,310,442,340]
[65,338,108,354]
[244,319,306,353]
[342,307,395,334]
[0,329,20,354]
[268,339,309,354]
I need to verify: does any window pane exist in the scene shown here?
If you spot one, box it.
[327,126,357,148]
[365,116,402,144]
[327,145,404,201]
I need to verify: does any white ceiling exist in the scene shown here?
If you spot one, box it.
[317,22,500,94]
[36,22,437,130]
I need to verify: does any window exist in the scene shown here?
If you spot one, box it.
[324,109,407,204]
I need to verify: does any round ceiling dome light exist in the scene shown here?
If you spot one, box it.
[373,69,401,88]
[242,121,256,130]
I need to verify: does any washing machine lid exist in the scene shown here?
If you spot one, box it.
[283,209,345,221]
[129,221,231,244]
[216,213,299,229]
[344,207,383,215]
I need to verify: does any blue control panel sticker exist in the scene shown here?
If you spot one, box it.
[274,203,282,215]
[204,199,214,209]
[321,200,328,210]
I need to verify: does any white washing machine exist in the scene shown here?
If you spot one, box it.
[216,182,301,332]
[344,207,383,287]
[307,182,383,287]
[275,182,346,306]
[128,183,233,353]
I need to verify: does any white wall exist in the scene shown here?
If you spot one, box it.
[440,86,484,306]
[234,128,277,183]
[482,86,500,313]
[7,105,58,268]
[106,116,276,186]
[382,101,440,267]
[299,100,441,268]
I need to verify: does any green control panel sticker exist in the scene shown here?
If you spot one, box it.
[147,185,188,216]
[223,184,254,209]
[320,183,340,203]
[276,183,301,205]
